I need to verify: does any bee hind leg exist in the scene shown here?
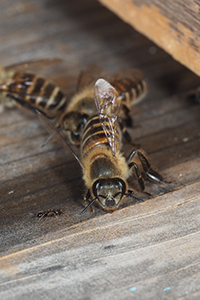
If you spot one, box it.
[137,151,164,183]
[6,93,48,117]
[128,150,164,195]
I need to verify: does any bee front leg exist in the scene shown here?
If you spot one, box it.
[84,189,95,213]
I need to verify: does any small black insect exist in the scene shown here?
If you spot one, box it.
[36,208,62,219]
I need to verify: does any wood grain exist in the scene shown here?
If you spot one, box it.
[0,0,200,299]
[99,0,200,76]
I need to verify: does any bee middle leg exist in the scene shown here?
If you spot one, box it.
[118,117,132,143]
[118,118,140,147]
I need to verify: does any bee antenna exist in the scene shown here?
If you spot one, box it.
[80,197,98,215]
[42,127,68,148]
[113,191,122,198]
[113,191,144,203]
[124,192,144,203]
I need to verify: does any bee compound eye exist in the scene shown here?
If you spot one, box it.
[71,131,79,141]
[92,179,101,198]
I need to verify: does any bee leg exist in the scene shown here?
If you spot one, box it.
[127,190,145,202]
[6,93,43,114]
[137,151,164,184]
[84,189,94,213]
[119,118,140,147]
[128,149,164,195]
[127,149,137,162]
[128,161,151,196]
[118,117,131,142]
[122,127,132,143]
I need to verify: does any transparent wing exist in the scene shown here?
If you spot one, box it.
[37,111,83,169]
[77,65,146,106]
[2,58,73,96]
[0,58,64,92]
[112,68,145,82]
[94,78,121,158]
[3,58,63,73]
[76,64,109,91]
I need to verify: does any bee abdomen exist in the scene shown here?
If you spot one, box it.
[81,115,108,156]
[111,77,147,107]
[81,115,120,157]
[0,71,67,113]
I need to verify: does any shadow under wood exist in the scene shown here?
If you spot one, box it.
[45,0,160,70]
[155,67,200,96]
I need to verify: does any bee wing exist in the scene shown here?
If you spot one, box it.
[0,58,64,90]
[37,111,83,169]
[94,78,121,158]
[77,66,146,107]
[3,58,63,73]
[112,68,145,81]
[76,64,109,91]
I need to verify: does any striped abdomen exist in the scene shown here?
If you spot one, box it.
[0,71,67,115]
[111,76,147,108]
[81,115,121,159]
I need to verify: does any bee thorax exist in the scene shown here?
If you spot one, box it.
[90,156,116,180]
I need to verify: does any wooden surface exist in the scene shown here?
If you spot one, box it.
[99,0,200,76]
[0,0,200,299]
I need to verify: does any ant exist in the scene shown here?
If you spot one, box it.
[36,209,62,219]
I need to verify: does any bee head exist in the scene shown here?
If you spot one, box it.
[61,112,88,146]
[92,178,127,212]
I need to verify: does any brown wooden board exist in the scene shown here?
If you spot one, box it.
[99,0,200,76]
[0,0,200,299]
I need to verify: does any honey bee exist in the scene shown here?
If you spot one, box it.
[61,66,147,146]
[0,60,67,116]
[38,78,163,213]
[0,63,147,147]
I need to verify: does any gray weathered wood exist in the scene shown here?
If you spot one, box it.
[0,0,200,299]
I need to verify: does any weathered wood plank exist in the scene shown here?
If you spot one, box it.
[99,0,200,76]
[0,183,200,299]
[0,0,200,299]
